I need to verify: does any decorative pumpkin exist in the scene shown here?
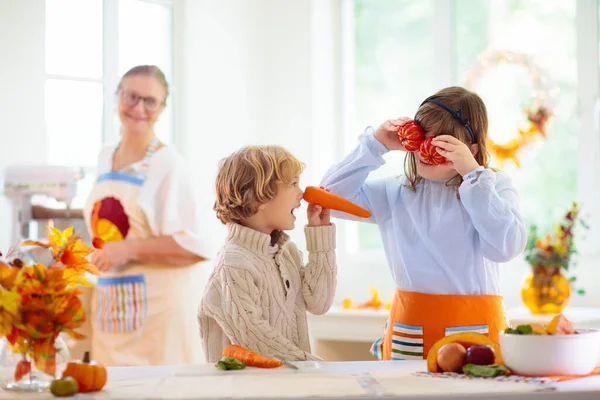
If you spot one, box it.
[61,351,107,393]
[427,332,503,373]
[419,137,446,166]
[397,120,425,151]
[50,377,79,397]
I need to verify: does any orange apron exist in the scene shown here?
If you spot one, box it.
[373,290,507,361]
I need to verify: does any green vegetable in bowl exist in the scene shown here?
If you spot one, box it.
[215,356,246,370]
[504,325,534,335]
[463,364,509,377]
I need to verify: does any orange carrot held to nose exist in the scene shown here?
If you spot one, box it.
[222,344,283,369]
[303,186,371,218]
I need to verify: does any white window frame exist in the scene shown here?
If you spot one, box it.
[45,0,175,165]
[333,0,600,270]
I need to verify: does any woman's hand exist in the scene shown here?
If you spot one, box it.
[374,117,412,151]
[91,241,134,272]
[431,135,480,176]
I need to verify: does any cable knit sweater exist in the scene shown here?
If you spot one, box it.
[198,223,337,363]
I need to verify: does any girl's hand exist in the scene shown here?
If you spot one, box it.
[307,186,331,226]
[374,117,412,151]
[91,241,133,272]
[431,135,480,176]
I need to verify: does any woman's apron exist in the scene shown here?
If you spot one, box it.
[371,290,507,361]
[83,139,204,366]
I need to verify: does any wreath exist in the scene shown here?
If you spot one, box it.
[463,50,557,168]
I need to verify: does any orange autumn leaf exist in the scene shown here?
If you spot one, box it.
[14,360,31,382]
[32,336,58,376]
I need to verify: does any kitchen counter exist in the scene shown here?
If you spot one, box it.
[307,306,600,361]
[2,361,599,399]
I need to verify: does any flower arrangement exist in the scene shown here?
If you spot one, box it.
[523,202,586,292]
[0,227,100,382]
[521,202,588,314]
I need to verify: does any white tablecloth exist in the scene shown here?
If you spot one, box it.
[2,361,600,399]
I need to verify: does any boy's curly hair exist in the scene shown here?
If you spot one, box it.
[214,146,305,224]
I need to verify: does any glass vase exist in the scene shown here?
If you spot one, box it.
[0,337,69,392]
[521,266,571,314]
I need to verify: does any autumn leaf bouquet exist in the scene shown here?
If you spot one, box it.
[0,227,100,384]
[521,202,587,314]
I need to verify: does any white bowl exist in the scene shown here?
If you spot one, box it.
[499,328,600,377]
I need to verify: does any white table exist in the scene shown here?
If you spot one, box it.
[2,361,600,399]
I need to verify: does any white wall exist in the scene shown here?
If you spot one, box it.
[0,0,47,251]
[173,0,340,258]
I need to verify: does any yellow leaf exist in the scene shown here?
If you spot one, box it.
[21,240,50,248]
[62,269,93,287]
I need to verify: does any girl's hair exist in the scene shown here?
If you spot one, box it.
[214,146,305,224]
[404,86,490,191]
[116,65,169,105]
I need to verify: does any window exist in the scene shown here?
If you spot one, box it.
[118,0,174,143]
[344,0,437,253]
[45,0,174,168]
[454,0,578,235]
[45,0,174,208]
[342,0,594,261]
[45,0,104,167]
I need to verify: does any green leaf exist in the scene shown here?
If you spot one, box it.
[516,325,533,335]
[463,364,509,377]
[215,357,246,370]
[569,276,577,282]
[577,289,586,295]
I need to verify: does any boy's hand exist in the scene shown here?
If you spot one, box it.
[374,117,412,151]
[307,204,331,226]
[307,187,331,226]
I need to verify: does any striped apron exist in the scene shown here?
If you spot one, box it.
[83,138,202,366]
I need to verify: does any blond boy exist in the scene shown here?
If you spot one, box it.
[198,146,337,362]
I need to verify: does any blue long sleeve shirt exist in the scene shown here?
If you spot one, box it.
[319,131,527,295]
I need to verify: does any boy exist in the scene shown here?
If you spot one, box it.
[198,146,337,362]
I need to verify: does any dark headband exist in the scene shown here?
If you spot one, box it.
[420,98,476,143]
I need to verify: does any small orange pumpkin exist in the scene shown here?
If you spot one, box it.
[62,351,107,393]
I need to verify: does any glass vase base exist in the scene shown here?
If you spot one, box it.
[1,378,50,392]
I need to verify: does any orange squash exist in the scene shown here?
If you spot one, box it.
[62,351,107,393]
[427,332,503,373]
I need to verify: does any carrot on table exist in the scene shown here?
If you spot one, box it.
[222,344,283,369]
[303,186,371,218]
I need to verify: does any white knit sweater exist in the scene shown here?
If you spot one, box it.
[198,223,337,363]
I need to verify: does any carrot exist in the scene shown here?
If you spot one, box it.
[222,344,283,369]
[303,186,371,218]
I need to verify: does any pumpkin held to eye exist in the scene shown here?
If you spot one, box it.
[61,351,107,393]
[397,121,425,152]
[419,137,446,166]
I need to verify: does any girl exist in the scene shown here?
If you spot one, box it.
[320,86,526,361]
